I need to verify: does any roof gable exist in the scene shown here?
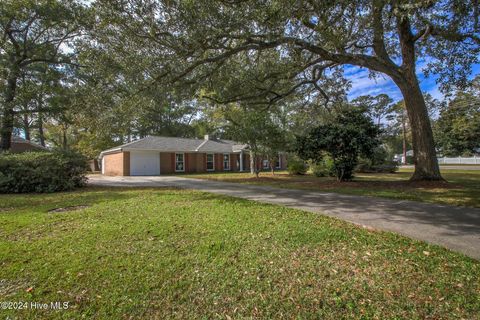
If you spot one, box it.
[11,136,48,150]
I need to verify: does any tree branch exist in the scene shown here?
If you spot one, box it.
[372,1,396,67]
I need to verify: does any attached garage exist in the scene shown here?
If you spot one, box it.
[101,151,130,176]
[130,151,160,176]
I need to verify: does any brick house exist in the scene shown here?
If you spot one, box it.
[10,136,48,153]
[99,135,287,176]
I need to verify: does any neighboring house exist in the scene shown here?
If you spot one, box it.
[393,150,414,163]
[10,136,48,153]
[99,135,287,176]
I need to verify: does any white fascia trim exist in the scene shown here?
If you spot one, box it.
[99,147,122,158]
[98,136,150,158]
[122,147,243,154]
[123,148,193,153]
[195,140,208,152]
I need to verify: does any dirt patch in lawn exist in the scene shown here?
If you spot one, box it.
[48,205,90,213]
[0,278,30,297]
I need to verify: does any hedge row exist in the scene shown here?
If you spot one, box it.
[0,151,88,193]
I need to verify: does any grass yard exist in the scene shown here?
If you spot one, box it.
[182,168,480,208]
[0,187,479,319]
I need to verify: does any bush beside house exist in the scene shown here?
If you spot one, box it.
[296,106,381,181]
[356,146,399,173]
[0,151,88,193]
[287,157,307,175]
[309,156,335,177]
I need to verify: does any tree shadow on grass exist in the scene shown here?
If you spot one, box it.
[0,186,177,212]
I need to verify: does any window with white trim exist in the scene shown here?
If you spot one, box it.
[206,153,215,171]
[263,159,269,169]
[223,153,230,170]
[175,153,185,172]
[275,154,281,169]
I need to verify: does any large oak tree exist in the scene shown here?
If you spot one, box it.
[0,0,87,150]
[96,0,479,180]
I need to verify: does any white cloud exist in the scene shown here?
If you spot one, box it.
[345,66,402,100]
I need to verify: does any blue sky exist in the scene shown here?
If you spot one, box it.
[345,63,480,102]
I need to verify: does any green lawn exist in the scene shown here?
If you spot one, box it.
[0,187,479,319]
[182,168,480,207]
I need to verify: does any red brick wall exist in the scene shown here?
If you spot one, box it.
[10,142,45,153]
[215,153,222,171]
[103,151,130,176]
[160,152,173,174]
[185,153,189,172]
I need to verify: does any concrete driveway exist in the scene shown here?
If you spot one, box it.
[88,175,480,260]
[401,165,480,170]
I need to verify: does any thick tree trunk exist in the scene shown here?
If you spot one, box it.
[402,120,407,164]
[250,150,255,175]
[0,72,19,151]
[249,150,260,177]
[394,74,442,181]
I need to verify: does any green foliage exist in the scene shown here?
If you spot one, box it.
[0,0,89,150]
[356,146,398,173]
[221,105,287,176]
[296,106,381,181]
[91,0,480,180]
[0,151,87,193]
[309,156,334,177]
[434,84,480,156]
[287,156,307,175]
[352,94,393,126]
[356,160,399,174]
[406,155,415,165]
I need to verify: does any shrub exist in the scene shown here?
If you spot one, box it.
[287,157,307,175]
[373,161,399,173]
[296,106,381,181]
[355,158,374,173]
[356,159,399,173]
[0,151,88,193]
[371,146,389,165]
[309,156,334,177]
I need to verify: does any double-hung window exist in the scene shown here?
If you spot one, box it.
[206,153,215,171]
[263,159,269,169]
[223,154,230,170]
[175,153,185,172]
[275,154,281,169]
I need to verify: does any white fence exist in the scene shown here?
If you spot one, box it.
[437,156,480,164]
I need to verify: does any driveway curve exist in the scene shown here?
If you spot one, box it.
[88,175,480,260]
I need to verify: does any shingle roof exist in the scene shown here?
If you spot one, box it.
[12,136,48,150]
[100,136,248,156]
[196,139,247,153]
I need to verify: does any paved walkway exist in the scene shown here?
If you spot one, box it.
[88,175,480,260]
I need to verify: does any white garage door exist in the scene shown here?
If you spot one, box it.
[130,151,160,176]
